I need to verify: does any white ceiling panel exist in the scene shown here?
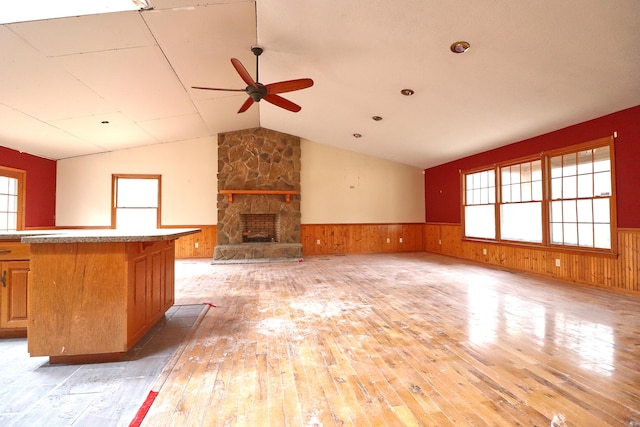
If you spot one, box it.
[0,26,115,122]
[195,95,260,134]
[0,104,103,160]
[138,113,211,143]
[0,0,638,167]
[8,12,155,57]
[55,45,196,122]
[49,112,158,151]
[150,0,249,10]
[142,2,256,95]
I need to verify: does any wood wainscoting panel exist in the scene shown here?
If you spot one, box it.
[427,223,640,295]
[173,226,216,258]
[175,224,425,258]
[618,229,640,292]
[424,223,441,253]
[301,223,425,255]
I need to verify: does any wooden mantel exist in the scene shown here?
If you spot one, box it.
[220,189,298,204]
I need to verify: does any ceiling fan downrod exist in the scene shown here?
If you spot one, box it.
[251,46,263,83]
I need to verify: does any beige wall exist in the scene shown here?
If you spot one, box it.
[56,135,425,227]
[56,137,218,226]
[300,139,425,224]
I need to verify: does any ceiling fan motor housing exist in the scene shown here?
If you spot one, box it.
[247,83,267,101]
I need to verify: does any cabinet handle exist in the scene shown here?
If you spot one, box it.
[0,249,12,254]
[1,270,5,288]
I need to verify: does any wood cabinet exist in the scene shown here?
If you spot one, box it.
[0,242,30,337]
[127,240,175,348]
[28,239,176,363]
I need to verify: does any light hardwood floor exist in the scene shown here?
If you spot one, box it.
[143,253,640,426]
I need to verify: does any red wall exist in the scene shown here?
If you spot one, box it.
[425,105,640,228]
[0,146,56,227]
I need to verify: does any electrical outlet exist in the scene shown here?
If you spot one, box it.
[438,239,442,245]
[195,242,199,249]
[399,237,403,243]
[316,239,321,245]
[555,258,561,267]
[482,248,487,255]
[386,238,390,243]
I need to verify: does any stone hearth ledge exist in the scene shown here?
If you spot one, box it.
[18,228,201,244]
[214,242,303,261]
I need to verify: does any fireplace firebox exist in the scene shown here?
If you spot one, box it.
[240,213,279,243]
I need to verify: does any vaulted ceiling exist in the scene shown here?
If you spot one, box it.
[1,0,639,168]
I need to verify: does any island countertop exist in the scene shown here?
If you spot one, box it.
[6,228,200,244]
[0,230,64,241]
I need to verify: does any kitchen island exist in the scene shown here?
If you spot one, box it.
[20,228,200,364]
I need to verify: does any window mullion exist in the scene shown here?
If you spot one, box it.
[495,166,501,241]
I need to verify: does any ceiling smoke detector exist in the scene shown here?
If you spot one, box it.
[450,41,470,53]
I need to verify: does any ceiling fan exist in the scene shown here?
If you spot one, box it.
[192,46,314,113]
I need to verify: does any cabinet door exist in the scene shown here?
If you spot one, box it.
[0,261,30,329]
[129,256,148,339]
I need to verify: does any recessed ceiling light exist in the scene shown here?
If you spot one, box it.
[400,89,414,96]
[372,116,383,121]
[353,133,362,138]
[450,41,470,53]
[101,120,110,124]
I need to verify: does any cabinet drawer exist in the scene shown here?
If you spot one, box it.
[0,242,30,261]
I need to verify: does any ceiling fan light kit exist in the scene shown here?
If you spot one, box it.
[192,46,313,113]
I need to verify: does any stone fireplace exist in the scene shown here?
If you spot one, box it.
[214,127,302,260]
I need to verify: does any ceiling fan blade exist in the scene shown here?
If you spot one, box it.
[266,78,314,95]
[264,94,302,112]
[192,86,246,92]
[231,58,257,87]
[237,97,255,113]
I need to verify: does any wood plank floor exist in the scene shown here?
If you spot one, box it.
[144,253,640,426]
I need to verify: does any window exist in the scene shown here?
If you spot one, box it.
[464,169,496,239]
[112,175,161,230]
[462,136,615,252]
[500,160,543,243]
[0,167,25,232]
[549,145,612,249]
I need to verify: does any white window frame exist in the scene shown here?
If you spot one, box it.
[0,166,25,232]
[112,174,161,230]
